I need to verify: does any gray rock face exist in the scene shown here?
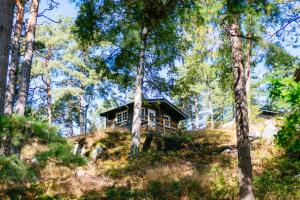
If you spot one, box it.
[249,128,261,138]
[73,143,79,155]
[91,146,103,161]
[262,120,278,139]
[75,170,86,177]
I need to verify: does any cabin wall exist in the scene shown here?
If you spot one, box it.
[104,103,180,130]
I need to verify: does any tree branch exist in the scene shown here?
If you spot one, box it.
[268,16,300,40]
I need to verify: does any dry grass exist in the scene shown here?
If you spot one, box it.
[3,123,298,200]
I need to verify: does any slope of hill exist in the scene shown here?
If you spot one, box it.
[1,125,299,200]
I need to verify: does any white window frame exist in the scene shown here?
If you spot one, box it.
[164,114,171,127]
[116,111,128,124]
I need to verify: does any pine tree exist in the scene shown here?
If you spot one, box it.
[4,0,26,115]
[73,0,187,157]
[0,0,16,114]
[31,18,71,123]
[15,0,40,115]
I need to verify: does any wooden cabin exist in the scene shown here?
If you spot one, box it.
[100,99,188,134]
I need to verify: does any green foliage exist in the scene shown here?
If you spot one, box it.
[209,164,238,199]
[161,132,193,151]
[36,142,86,167]
[263,44,299,110]
[270,78,300,156]
[1,183,63,200]
[0,155,34,183]
[0,115,85,183]
[73,0,189,95]
[0,114,61,144]
[254,157,300,199]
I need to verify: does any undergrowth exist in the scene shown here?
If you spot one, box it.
[1,122,299,200]
[0,114,85,197]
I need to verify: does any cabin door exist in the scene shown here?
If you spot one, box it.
[148,109,156,127]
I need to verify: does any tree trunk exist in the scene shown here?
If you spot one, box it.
[15,0,40,115]
[228,16,255,200]
[5,0,25,115]
[130,26,147,158]
[245,31,253,124]
[79,94,85,134]
[44,47,53,123]
[193,94,200,130]
[207,88,214,129]
[0,0,15,114]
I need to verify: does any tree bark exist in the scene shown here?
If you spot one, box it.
[130,26,147,158]
[79,93,85,134]
[245,31,253,124]
[228,16,255,200]
[207,88,214,129]
[15,0,40,115]
[0,0,16,114]
[193,94,200,130]
[4,0,25,115]
[44,47,53,123]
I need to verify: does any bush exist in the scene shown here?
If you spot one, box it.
[0,114,63,145]
[37,142,86,167]
[0,115,85,184]
[160,132,193,151]
[254,157,300,199]
[270,78,300,157]
[0,155,34,183]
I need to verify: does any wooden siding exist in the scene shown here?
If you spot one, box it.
[104,103,180,132]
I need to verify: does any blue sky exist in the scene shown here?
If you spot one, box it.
[39,1,77,20]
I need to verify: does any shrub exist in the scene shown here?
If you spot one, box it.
[254,157,300,199]
[270,78,300,157]
[0,155,34,183]
[160,132,193,151]
[37,142,86,167]
[0,115,85,184]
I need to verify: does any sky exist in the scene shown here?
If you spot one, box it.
[39,1,77,20]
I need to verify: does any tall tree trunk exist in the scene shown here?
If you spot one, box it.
[68,117,74,137]
[228,15,255,200]
[44,47,53,123]
[84,104,89,133]
[193,94,200,130]
[79,93,85,134]
[130,26,147,158]
[207,89,214,129]
[5,0,25,115]
[0,0,15,114]
[15,0,40,115]
[46,76,52,123]
[245,31,253,124]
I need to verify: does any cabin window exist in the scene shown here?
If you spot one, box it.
[116,111,128,124]
[164,115,171,127]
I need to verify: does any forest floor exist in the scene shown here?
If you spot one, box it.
[2,125,300,200]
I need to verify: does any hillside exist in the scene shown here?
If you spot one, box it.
[2,125,299,200]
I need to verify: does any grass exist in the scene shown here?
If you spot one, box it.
[1,127,299,199]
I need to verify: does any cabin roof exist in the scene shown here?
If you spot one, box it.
[100,98,188,121]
